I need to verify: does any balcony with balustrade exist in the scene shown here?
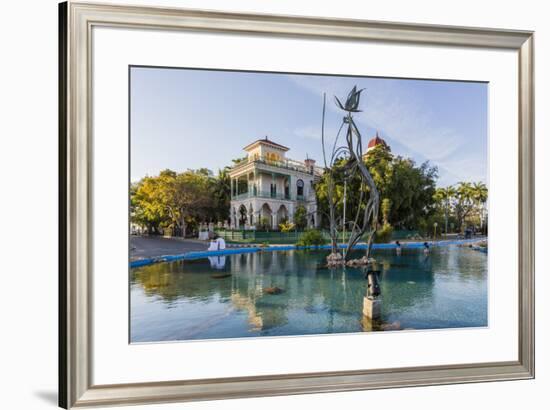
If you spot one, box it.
[229,155,323,177]
[232,190,308,200]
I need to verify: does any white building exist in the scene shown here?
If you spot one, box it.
[228,137,322,230]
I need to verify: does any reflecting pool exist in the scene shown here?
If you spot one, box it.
[130,246,487,342]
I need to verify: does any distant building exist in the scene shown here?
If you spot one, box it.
[363,131,390,160]
[228,137,322,230]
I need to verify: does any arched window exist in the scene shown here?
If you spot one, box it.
[296,179,304,197]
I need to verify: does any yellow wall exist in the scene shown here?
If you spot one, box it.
[265,152,281,162]
[247,144,284,162]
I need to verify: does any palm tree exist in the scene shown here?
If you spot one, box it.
[471,182,488,204]
[212,167,232,222]
[434,185,456,235]
[455,182,474,232]
[470,182,488,233]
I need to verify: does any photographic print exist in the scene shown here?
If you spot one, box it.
[129,67,488,343]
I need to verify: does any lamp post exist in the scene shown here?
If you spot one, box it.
[433,222,438,239]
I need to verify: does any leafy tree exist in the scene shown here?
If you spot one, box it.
[384,157,438,229]
[315,147,438,231]
[131,177,167,234]
[157,170,212,237]
[381,198,391,225]
[362,145,393,199]
[131,169,227,237]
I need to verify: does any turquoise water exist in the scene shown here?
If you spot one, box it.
[130,246,487,342]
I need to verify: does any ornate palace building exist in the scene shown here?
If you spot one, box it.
[228,137,322,230]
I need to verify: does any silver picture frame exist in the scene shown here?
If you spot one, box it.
[59,1,535,408]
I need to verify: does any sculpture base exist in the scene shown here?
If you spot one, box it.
[363,297,381,320]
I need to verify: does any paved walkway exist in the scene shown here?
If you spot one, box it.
[130,236,208,260]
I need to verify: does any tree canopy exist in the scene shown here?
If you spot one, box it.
[315,144,438,231]
[131,168,231,237]
[130,149,486,239]
[433,181,488,233]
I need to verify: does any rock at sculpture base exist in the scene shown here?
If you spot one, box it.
[326,252,343,261]
[327,252,376,267]
[326,252,345,267]
[346,256,376,266]
[211,273,231,279]
[264,286,284,295]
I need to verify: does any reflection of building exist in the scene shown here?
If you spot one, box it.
[362,131,390,160]
[208,256,226,270]
[228,137,322,229]
[230,293,264,330]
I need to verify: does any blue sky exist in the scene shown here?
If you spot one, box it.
[130,67,488,187]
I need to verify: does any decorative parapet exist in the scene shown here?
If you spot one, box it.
[229,155,323,176]
[231,191,316,202]
[233,191,292,201]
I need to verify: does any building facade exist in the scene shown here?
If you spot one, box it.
[228,137,322,230]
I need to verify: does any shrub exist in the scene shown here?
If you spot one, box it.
[374,223,393,243]
[296,229,327,247]
[279,220,295,233]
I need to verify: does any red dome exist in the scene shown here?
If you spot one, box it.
[367,132,388,149]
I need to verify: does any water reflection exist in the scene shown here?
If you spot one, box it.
[208,256,227,270]
[130,246,487,342]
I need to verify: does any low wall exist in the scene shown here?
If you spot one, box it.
[214,228,451,243]
[130,237,486,268]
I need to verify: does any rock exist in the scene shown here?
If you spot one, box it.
[343,257,376,266]
[211,273,231,279]
[326,252,346,267]
[264,286,284,295]
[381,321,401,331]
[326,252,343,261]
